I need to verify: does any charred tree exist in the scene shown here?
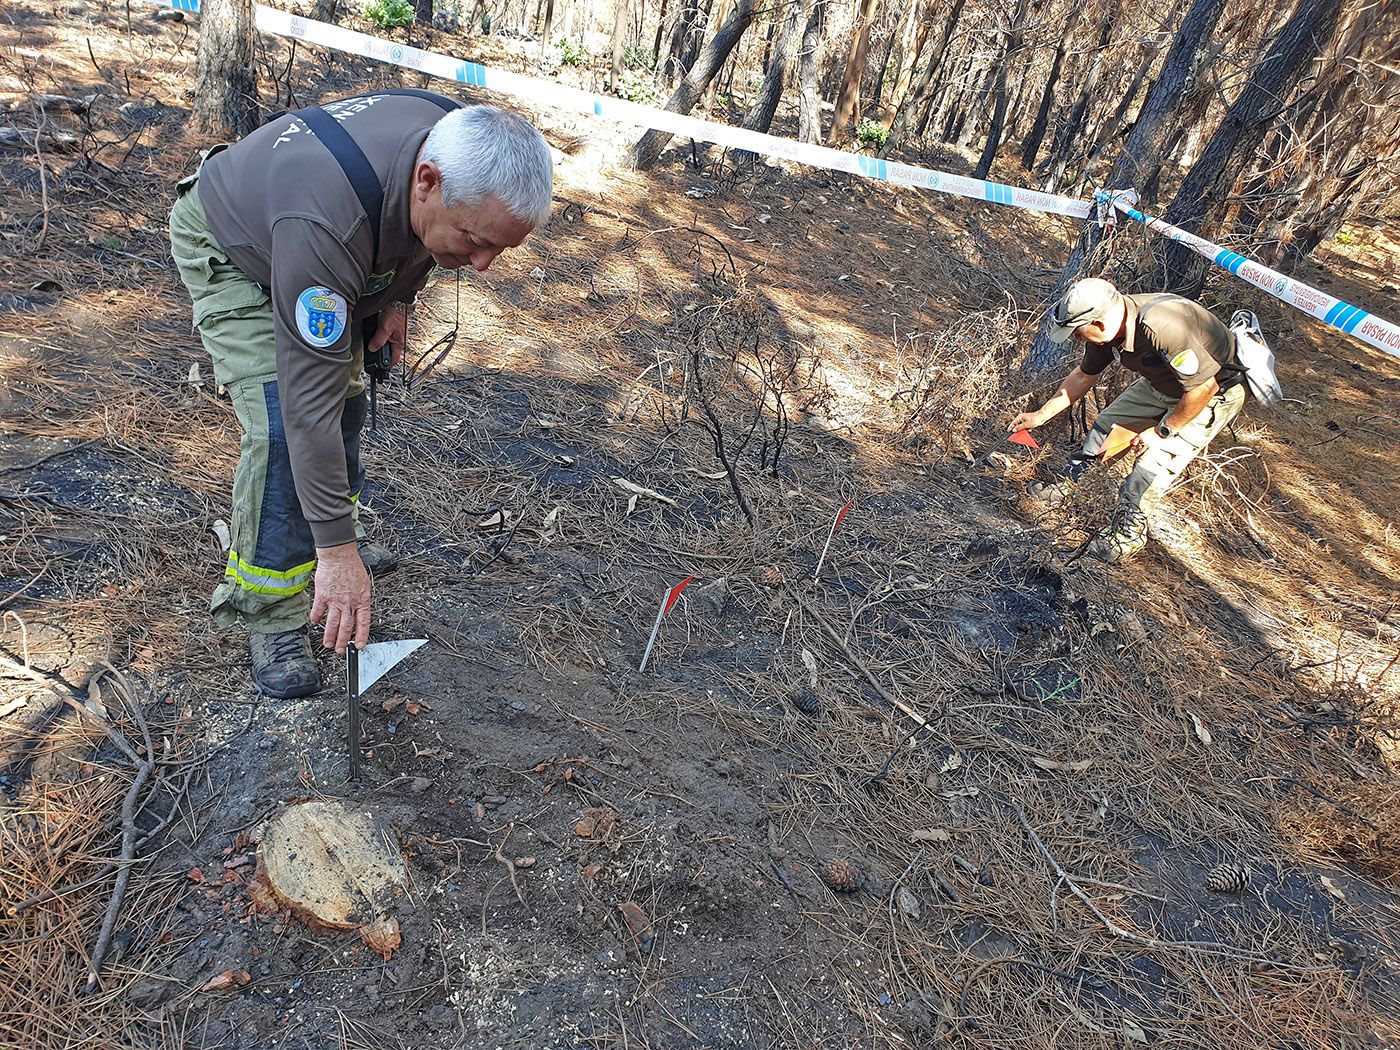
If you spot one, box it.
[193,0,259,137]
[1162,0,1347,293]
[880,0,966,155]
[828,0,879,142]
[973,0,1028,179]
[796,0,826,142]
[1019,34,1067,170]
[630,0,760,168]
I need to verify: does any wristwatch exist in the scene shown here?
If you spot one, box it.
[1155,421,1175,439]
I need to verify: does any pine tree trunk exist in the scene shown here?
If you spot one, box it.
[1041,15,1114,191]
[630,0,760,168]
[608,0,629,87]
[884,1,925,116]
[828,0,879,142]
[539,0,556,55]
[972,0,1027,179]
[1162,0,1346,293]
[1019,34,1067,170]
[1021,0,1228,374]
[651,0,670,65]
[193,0,259,137]
[742,0,807,136]
[880,0,965,154]
[796,0,826,143]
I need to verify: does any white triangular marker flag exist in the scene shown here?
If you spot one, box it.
[356,639,427,694]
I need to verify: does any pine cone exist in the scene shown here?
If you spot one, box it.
[791,689,821,715]
[1205,862,1248,893]
[758,565,782,588]
[822,858,867,893]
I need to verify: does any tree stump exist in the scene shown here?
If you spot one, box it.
[259,801,406,929]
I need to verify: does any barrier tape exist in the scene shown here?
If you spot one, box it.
[154,0,1400,360]
[158,0,1092,219]
[1105,194,1400,361]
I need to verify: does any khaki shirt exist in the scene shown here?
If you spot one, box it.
[1081,293,1241,399]
[197,93,449,546]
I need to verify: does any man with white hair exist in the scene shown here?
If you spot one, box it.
[1009,278,1248,563]
[169,93,553,697]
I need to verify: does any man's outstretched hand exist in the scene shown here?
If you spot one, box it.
[310,541,371,653]
[1008,411,1044,434]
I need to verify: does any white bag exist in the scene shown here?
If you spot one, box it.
[1229,310,1283,407]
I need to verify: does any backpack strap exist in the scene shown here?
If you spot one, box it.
[292,91,462,261]
[295,104,386,261]
[379,88,462,112]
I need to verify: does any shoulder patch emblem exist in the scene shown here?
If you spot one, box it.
[1169,348,1200,376]
[296,286,347,348]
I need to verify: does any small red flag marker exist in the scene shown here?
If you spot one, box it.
[1008,430,1040,449]
[813,499,855,581]
[1100,424,1138,460]
[638,576,694,672]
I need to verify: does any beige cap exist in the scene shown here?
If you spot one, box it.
[1047,277,1122,344]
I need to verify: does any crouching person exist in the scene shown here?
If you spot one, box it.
[1009,278,1247,562]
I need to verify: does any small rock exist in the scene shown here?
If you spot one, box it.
[510,701,526,712]
[692,577,728,615]
[154,8,185,20]
[407,777,432,794]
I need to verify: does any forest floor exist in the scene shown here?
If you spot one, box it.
[2,3,1400,1049]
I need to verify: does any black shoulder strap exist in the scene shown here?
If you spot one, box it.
[292,91,462,261]
[295,105,386,261]
[380,88,462,112]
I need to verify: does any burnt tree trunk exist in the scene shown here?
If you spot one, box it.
[193,0,259,137]
[742,0,808,136]
[973,0,1028,179]
[1041,15,1115,191]
[1020,34,1067,170]
[880,0,966,154]
[828,0,879,142]
[539,0,556,55]
[630,0,760,168]
[1162,0,1346,293]
[651,0,670,65]
[796,0,826,142]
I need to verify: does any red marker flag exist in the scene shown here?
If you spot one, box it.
[639,576,694,672]
[813,499,855,581]
[1008,430,1040,449]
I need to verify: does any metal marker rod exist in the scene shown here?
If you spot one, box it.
[346,641,361,780]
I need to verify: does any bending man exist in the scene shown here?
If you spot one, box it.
[1010,278,1248,563]
[170,94,553,697]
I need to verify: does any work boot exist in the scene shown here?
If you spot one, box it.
[358,540,399,577]
[1027,477,1075,507]
[1086,519,1149,564]
[249,627,321,699]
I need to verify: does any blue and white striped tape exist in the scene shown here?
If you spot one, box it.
[145,0,1400,361]
[1103,193,1400,361]
[156,0,1093,220]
